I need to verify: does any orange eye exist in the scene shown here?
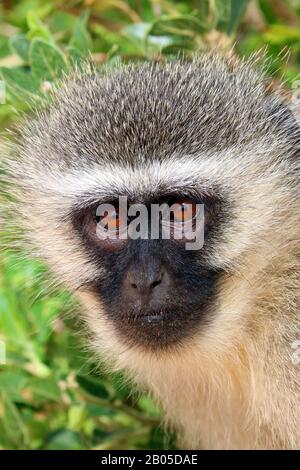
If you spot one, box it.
[97,206,127,235]
[172,200,197,223]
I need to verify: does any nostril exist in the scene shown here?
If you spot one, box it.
[127,267,167,294]
[150,270,163,289]
[150,278,162,289]
[130,272,163,291]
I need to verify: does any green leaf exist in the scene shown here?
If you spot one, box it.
[69,11,92,56]
[49,11,77,34]
[30,38,68,82]
[0,35,10,58]
[0,66,41,106]
[258,0,279,25]
[27,11,52,42]
[264,25,300,44]
[123,23,191,55]
[123,22,194,55]
[9,35,30,63]
[68,404,87,431]
[0,391,29,448]
[227,0,250,35]
[214,0,250,34]
[45,429,85,450]
[122,23,152,43]
[215,0,231,31]
[92,23,137,55]
[198,0,210,20]
[86,403,116,417]
[67,46,84,65]
[150,14,210,37]
[77,374,110,399]
[0,371,28,401]
[26,378,61,404]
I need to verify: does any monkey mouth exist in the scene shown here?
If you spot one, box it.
[109,305,194,350]
[142,313,165,322]
[93,283,218,350]
[131,307,171,323]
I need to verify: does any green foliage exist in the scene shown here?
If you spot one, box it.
[0,252,166,450]
[0,0,299,450]
[30,38,68,81]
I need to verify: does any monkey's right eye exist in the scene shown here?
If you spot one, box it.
[95,206,128,239]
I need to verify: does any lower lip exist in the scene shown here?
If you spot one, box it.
[143,313,165,323]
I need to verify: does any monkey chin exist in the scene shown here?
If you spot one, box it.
[101,298,214,353]
[76,288,201,353]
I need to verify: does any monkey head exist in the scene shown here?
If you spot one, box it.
[8,55,300,367]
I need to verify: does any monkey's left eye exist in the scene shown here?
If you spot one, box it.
[171,200,198,224]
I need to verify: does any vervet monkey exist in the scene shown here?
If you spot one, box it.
[4,54,300,449]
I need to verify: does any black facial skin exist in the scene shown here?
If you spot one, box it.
[72,192,226,351]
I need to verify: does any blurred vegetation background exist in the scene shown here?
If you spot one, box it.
[0,0,299,450]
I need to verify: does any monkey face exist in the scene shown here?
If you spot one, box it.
[71,192,225,350]
[11,57,300,356]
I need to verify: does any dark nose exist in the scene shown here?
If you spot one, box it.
[124,259,170,305]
